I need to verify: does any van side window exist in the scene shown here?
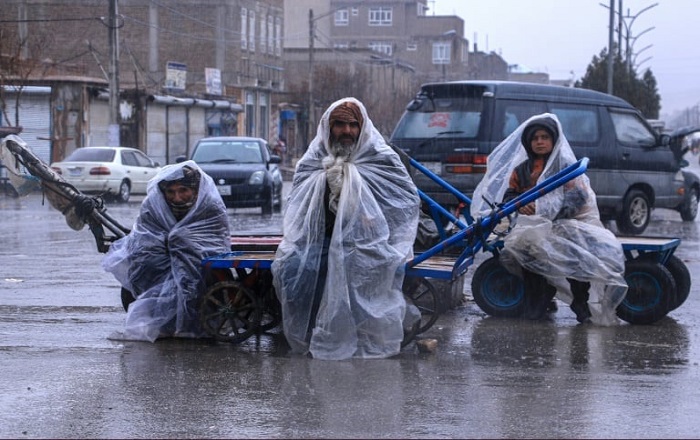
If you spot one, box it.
[549,106,599,144]
[498,101,548,139]
[609,111,655,147]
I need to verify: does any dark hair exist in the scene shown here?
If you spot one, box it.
[521,117,559,148]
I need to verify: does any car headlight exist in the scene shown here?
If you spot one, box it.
[248,171,265,185]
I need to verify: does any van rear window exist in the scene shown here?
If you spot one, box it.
[393,95,482,139]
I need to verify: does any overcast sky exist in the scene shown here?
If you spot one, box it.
[431,0,700,118]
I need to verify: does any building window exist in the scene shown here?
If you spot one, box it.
[369,7,392,26]
[275,17,282,56]
[260,16,266,53]
[432,42,451,64]
[417,3,428,16]
[335,9,349,26]
[248,11,256,52]
[240,8,247,50]
[368,41,392,55]
[267,16,274,55]
[351,7,358,16]
[334,42,349,49]
[407,42,417,51]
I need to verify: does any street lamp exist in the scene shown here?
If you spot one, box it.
[599,2,658,83]
[632,44,653,71]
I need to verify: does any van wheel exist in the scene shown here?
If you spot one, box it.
[616,189,650,235]
[680,187,699,221]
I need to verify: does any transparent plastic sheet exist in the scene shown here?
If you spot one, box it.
[470,113,627,325]
[0,135,41,196]
[1,134,85,230]
[102,161,231,341]
[271,98,421,360]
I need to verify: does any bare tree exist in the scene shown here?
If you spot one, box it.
[0,27,51,128]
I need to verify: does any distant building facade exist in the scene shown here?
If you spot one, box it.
[0,0,284,164]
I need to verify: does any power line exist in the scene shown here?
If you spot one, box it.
[0,17,103,24]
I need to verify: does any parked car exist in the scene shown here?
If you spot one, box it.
[182,136,283,214]
[50,146,160,203]
[390,80,700,235]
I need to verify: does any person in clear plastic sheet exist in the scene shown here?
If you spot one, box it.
[271,97,421,360]
[102,161,230,342]
[470,113,628,325]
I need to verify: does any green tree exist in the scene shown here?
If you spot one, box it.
[576,47,660,119]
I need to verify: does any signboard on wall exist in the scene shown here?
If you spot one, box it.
[165,61,187,90]
[205,68,222,95]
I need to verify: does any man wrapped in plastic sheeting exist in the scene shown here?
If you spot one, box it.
[470,113,627,326]
[102,160,231,342]
[271,97,421,360]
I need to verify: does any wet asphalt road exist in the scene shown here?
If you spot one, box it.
[2,189,700,439]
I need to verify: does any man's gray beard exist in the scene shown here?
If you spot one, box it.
[329,139,355,158]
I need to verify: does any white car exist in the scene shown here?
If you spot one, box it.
[50,146,160,202]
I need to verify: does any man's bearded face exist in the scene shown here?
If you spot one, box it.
[329,120,360,157]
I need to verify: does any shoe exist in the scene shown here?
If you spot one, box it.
[570,301,592,324]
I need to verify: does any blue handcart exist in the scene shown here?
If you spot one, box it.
[1,130,687,344]
[199,155,690,344]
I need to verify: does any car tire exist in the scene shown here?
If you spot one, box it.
[616,189,650,235]
[471,256,526,318]
[680,186,699,221]
[116,180,131,203]
[616,258,675,325]
[261,194,273,215]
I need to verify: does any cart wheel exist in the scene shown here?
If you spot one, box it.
[664,255,691,311]
[403,277,440,334]
[199,280,262,343]
[636,254,690,312]
[617,259,676,325]
[471,256,526,318]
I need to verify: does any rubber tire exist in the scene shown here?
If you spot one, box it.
[616,189,650,235]
[116,180,131,203]
[635,253,690,312]
[121,287,135,312]
[471,256,526,318]
[680,186,699,221]
[261,190,273,215]
[616,258,675,325]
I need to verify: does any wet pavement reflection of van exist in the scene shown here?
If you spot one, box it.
[390,81,700,235]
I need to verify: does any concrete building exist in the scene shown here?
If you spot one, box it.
[0,0,284,164]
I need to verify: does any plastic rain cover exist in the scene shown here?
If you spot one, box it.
[102,160,230,341]
[271,97,421,360]
[471,113,627,325]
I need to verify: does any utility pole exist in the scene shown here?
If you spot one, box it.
[618,0,623,56]
[607,0,615,94]
[307,9,315,146]
[108,0,120,146]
